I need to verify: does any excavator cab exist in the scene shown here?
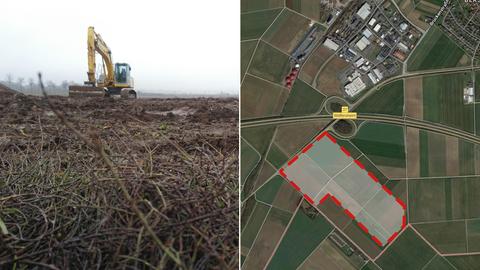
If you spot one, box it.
[115,63,130,84]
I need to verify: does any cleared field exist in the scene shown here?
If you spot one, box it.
[356,80,404,116]
[256,175,285,204]
[241,74,289,119]
[242,207,293,270]
[299,238,358,270]
[241,40,258,78]
[241,202,271,251]
[467,219,480,252]
[314,55,349,97]
[241,0,284,12]
[413,221,467,253]
[405,77,423,119]
[299,45,335,84]
[241,138,261,184]
[266,203,334,270]
[351,122,406,177]
[422,73,474,133]
[446,255,480,269]
[282,79,326,116]
[375,228,436,270]
[423,255,455,270]
[407,26,465,71]
[263,9,314,54]
[266,142,289,168]
[248,41,292,84]
[274,121,330,156]
[408,177,480,223]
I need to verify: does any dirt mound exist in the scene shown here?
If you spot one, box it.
[0,94,239,269]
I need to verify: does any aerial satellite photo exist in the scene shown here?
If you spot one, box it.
[240,0,480,269]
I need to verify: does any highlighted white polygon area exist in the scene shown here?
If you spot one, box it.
[280,132,405,246]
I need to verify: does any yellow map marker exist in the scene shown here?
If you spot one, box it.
[333,106,357,119]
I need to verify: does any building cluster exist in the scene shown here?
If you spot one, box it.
[441,2,480,61]
[322,0,422,98]
[464,82,474,104]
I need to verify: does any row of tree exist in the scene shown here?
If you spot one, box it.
[1,74,76,96]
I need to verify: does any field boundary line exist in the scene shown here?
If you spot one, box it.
[294,228,336,270]
[262,201,302,270]
[242,206,273,265]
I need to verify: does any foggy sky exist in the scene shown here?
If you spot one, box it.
[0,0,239,94]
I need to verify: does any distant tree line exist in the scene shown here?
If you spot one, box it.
[1,74,76,96]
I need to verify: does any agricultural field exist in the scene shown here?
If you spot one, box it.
[407,26,466,71]
[247,41,293,84]
[241,0,284,12]
[263,9,316,54]
[355,80,404,116]
[266,203,334,270]
[375,228,436,270]
[299,45,335,84]
[281,78,326,116]
[241,74,289,119]
[422,73,474,133]
[241,8,283,40]
[352,122,406,178]
[0,88,238,269]
[241,40,258,79]
[394,0,441,30]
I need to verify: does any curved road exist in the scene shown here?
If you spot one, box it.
[242,114,480,145]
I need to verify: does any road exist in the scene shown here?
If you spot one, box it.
[241,114,480,145]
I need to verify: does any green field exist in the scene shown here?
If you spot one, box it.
[255,176,285,205]
[424,255,455,270]
[242,207,293,269]
[241,138,261,184]
[467,219,480,252]
[352,122,406,168]
[422,73,474,133]
[241,201,271,250]
[475,72,480,102]
[407,26,465,71]
[266,142,288,168]
[408,177,480,222]
[241,74,289,118]
[241,0,284,12]
[266,204,333,270]
[356,80,404,116]
[446,255,480,270]
[282,79,326,116]
[241,40,257,79]
[241,8,282,40]
[376,228,436,270]
[413,221,467,253]
[241,125,276,155]
[248,41,292,84]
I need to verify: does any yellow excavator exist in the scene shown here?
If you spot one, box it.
[69,26,137,98]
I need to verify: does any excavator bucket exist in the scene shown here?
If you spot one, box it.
[68,85,107,97]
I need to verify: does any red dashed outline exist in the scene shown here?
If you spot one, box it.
[279,131,407,247]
